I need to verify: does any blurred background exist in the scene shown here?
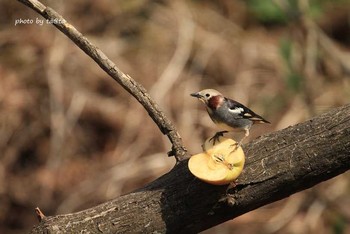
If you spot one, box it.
[1,0,349,233]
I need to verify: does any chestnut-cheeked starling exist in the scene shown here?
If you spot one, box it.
[191,89,270,146]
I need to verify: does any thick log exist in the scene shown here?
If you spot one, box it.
[30,104,350,233]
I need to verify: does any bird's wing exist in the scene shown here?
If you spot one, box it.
[225,98,270,123]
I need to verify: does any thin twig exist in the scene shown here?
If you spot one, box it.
[34,207,46,222]
[17,0,187,160]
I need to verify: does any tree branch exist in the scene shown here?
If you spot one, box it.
[17,0,350,232]
[17,0,187,160]
[29,104,350,233]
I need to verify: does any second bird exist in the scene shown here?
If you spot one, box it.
[191,89,270,146]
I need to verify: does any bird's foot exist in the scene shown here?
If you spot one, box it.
[229,138,244,153]
[209,131,228,145]
[229,142,240,153]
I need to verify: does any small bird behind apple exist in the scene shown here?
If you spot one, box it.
[191,89,270,147]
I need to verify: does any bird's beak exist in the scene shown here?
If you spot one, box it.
[190,92,201,98]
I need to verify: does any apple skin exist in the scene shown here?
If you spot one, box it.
[188,137,245,185]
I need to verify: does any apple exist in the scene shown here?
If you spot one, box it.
[188,137,245,185]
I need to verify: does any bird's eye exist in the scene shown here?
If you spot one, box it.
[205,93,210,97]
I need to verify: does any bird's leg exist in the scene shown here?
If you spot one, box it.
[230,129,250,152]
[209,131,228,145]
[238,128,250,146]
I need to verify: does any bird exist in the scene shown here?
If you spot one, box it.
[191,89,270,147]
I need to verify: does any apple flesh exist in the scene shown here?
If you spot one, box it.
[188,137,245,185]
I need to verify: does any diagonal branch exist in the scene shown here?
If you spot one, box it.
[29,104,350,233]
[17,0,187,160]
[17,1,350,233]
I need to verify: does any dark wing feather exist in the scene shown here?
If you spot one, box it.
[225,98,270,123]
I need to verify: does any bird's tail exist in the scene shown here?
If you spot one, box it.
[251,115,270,124]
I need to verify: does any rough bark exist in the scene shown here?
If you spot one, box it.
[29,104,350,233]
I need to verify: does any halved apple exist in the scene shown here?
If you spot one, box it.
[188,137,245,185]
